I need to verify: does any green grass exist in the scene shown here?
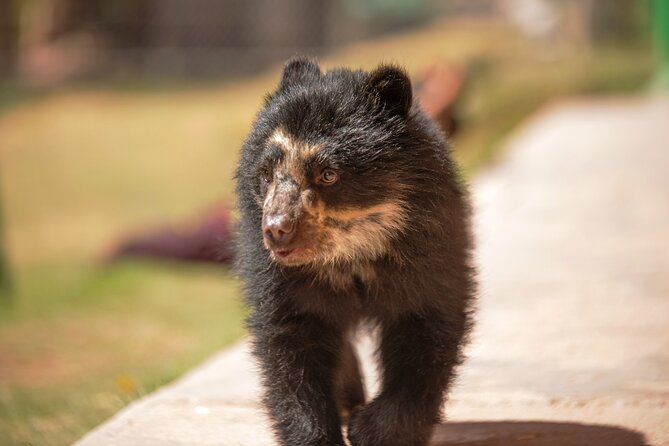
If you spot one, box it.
[452,47,653,171]
[1,261,246,445]
[0,18,654,446]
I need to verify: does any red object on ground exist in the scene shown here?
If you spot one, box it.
[107,206,234,264]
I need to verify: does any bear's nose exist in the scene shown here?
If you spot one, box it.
[263,214,295,245]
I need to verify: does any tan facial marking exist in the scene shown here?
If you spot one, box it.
[269,128,322,183]
[320,202,405,224]
[317,200,409,264]
[268,128,295,154]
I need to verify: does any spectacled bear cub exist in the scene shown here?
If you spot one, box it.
[235,58,475,446]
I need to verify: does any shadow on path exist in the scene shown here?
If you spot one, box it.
[431,421,648,446]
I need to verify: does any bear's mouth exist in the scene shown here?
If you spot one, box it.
[275,249,295,258]
[272,247,310,265]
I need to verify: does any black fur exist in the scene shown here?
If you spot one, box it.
[235,58,475,446]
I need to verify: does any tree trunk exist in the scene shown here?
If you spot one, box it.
[0,0,19,77]
[0,181,11,298]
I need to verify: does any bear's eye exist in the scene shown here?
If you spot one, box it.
[260,167,273,184]
[318,169,339,185]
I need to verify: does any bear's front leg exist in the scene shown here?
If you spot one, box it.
[252,314,346,446]
[348,312,465,446]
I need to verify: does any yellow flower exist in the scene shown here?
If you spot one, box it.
[115,375,137,394]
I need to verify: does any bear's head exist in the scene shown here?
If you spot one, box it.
[240,58,420,267]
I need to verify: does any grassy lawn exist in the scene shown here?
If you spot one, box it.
[0,19,652,446]
[1,262,245,445]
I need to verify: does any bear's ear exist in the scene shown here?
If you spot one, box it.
[278,57,321,91]
[366,64,412,117]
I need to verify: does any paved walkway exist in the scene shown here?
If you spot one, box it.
[77,95,669,446]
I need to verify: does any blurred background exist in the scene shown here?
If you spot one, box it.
[0,1,659,445]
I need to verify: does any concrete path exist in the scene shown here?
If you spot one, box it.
[77,95,669,446]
